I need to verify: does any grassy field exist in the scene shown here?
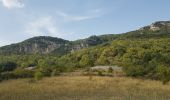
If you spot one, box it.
[0,76,170,100]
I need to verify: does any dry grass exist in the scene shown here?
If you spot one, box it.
[0,76,170,100]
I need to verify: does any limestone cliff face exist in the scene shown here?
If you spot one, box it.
[0,36,71,55]
[140,21,170,32]
[0,36,101,55]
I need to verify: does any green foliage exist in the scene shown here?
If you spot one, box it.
[0,70,34,80]
[62,38,170,81]
[14,69,34,78]
[1,72,16,80]
[34,71,44,81]
[0,21,170,82]
[79,54,94,67]
[157,65,170,85]
[0,61,17,72]
[0,37,170,82]
[123,65,145,77]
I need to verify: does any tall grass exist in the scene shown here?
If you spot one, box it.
[0,76,170,100]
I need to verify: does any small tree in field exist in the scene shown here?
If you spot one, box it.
[34,71,43,81]
[157,65,170,85]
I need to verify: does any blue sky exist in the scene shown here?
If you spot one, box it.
[0,0,170,46]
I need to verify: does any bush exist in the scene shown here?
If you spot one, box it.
[97,71,103,76]
[34,71,43,81]
[0,61,17,72]
[157,65,170,85]
[14,69,34,78]
[40,67,52,77]
[123,65,145,77]
[0,69,34,80]
[1,72,17,80]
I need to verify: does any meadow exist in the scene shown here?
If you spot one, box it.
[0,76,170,100]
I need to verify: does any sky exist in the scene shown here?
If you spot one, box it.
[0,0,170,46]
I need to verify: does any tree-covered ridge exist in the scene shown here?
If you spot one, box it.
[0,21,170,55]
[0,21,170,83]
[0,37,170,82]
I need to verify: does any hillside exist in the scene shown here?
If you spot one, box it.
[0,21,170,84]
[57,21,170,82]
[0,35,116,55]
[0,21,170,55]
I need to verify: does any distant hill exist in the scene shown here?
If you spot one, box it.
[0,21,170,55]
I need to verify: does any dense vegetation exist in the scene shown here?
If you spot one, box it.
[61,38,170,80]
[0,21,170,84]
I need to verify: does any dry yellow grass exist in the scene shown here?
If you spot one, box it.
[0,76,170,100]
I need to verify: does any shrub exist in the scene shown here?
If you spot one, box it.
[34,71,43,81]
[14,69,34,78]
[123,65,145,77]
[0,72,17,80]
[0,61,17,72]
[97,71,103,76]
[157,65,170,85]
[40,67,52,77]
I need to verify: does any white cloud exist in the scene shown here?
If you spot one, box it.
[56,9,104,21]
[25,16,60,37]
[57,11,95,21]
[1,0,24,9]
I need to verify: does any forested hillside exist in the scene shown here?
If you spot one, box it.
[62,38,170,80]
[0,21,170,83]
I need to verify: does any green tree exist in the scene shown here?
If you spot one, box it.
[157,65,170,85]
[0,61,17,72]
[79,54,94,67]
[34,71,43,81]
